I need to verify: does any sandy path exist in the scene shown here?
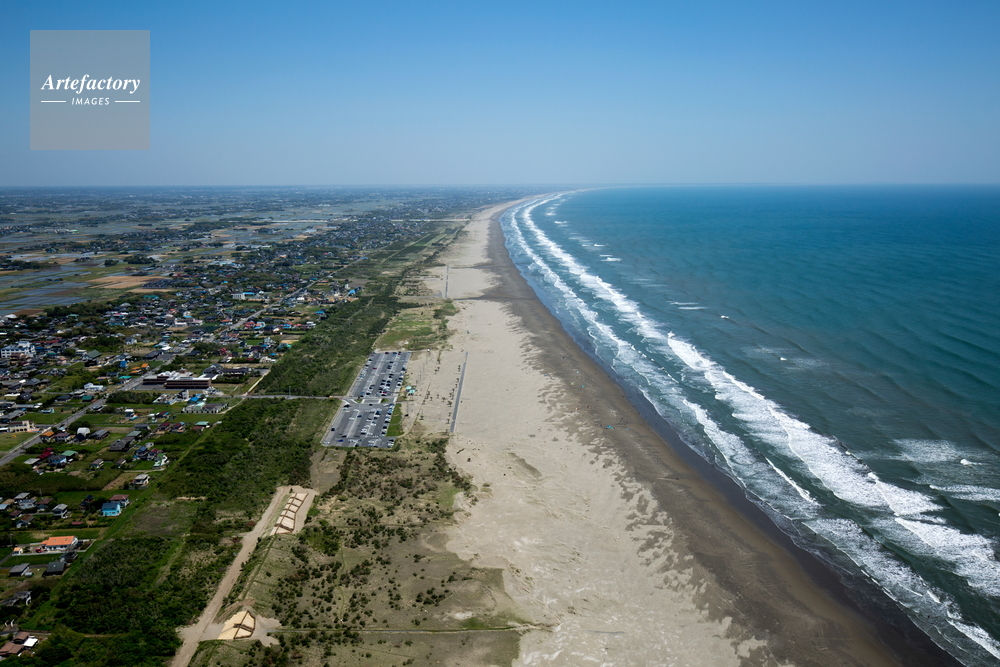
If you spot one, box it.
[171,485,313,667]
[407,201,928,666]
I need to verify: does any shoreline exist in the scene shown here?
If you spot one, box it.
[420,198,953,666]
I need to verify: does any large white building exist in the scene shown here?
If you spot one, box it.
[0,341,35,359]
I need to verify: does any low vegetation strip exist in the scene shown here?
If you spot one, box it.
[256,286,407,397]
[22,533,239,667]
[192,435,522,667]
[159,399,315,513]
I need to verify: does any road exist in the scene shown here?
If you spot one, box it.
[0,366,159,467]
[0,397,107,467]
[244,394,314,399]
[225,287,305,334]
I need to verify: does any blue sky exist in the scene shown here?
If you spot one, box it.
[1,0,998,185]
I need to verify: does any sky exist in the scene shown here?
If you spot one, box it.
[1,0,999,186]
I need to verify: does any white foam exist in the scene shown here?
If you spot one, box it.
[868,472,942,516]
[663,334,953,520]
[931,485,1000,503]
[890,439,966,463]
[892,517,1000,597]
[518,214,671,352]
[679,400,820,518]
[506,200,681,412]
[516,196,953,522]
[947,620,1000,660]
[771,460,819,505]
[503,196,1000,663]
[807,517,1000,661]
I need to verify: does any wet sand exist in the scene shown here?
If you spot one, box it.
[409,200,950,666]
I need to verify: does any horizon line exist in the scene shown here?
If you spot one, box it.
[1,182,999,189]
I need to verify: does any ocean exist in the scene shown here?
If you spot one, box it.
[501,186,1000,667]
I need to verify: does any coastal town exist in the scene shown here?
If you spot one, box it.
[0,187,545,664]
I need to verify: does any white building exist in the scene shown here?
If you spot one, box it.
[1,341,35,359]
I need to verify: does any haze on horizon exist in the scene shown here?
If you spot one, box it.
[1,0,998,187]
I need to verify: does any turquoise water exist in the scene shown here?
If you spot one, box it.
[502,186,1000,666]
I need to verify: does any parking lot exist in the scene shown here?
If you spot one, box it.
[322,350,411,448]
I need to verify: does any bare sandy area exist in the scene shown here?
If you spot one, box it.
[172,485,311,667]
[90,275,159,290]
[405,201,941,666]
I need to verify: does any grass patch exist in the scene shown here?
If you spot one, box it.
[219,433,524,667]
[5,553,60,566]
[385,407,404,437]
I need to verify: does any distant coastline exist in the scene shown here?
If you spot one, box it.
[461,195,955,666]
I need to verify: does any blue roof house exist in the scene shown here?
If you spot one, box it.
[101,502,122,517]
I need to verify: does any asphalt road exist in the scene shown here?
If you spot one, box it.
[0,370,155,467]
[0,397,106,467]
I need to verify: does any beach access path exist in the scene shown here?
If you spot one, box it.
[171,485,315,667]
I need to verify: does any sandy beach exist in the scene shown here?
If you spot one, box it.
[403,200,948,667]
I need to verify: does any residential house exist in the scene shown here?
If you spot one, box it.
[108,439,131,453]
[0,642,25,657]
[44,561,66,576]
[7,564,30,577]
[46,454,68,468]
[101,501,121,517]
[41,535,78,551]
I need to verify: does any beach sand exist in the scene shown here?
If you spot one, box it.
[405,201,946,667]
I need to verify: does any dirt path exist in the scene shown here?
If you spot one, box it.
[170,485,309,667]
